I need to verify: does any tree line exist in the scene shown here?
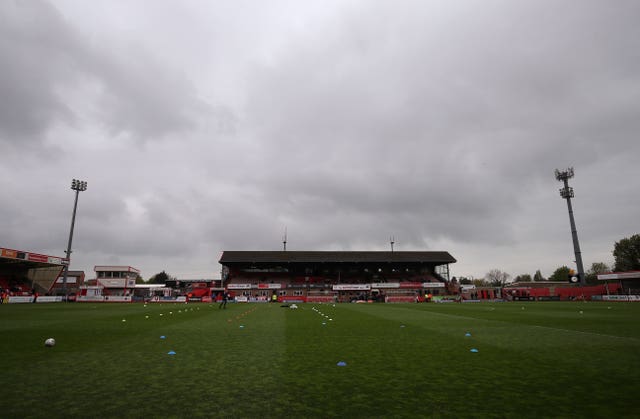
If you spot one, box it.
[134,270,177,284]
[459,234,640,287]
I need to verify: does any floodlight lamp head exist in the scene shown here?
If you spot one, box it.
[559,186,574,199]
[71,179,88,191]
[554,167,574,181]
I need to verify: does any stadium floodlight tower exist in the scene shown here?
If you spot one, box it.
[61,179,87,299]
[554,167,585,285]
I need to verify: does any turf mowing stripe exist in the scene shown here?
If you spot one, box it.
[529,324,640,342]
[400,306,640,342]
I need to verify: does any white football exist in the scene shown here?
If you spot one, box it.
[44,338,56,347]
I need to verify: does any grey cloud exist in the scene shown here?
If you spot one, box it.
[1,0,639,279]
[242,0,640,231]
[0,1,77,141]
[0,0,228,149]
[87,48,214,140]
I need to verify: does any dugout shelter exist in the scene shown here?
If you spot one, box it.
[50,270,86,298]
[163,278,223,302]
[219,251,456,303]
[597,270,640,301]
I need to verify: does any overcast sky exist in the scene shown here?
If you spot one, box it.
[1,0,638,280]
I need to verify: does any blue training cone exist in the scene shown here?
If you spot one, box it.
[337,361,347,366]
[167,351,176,355]
[470,348,479,353]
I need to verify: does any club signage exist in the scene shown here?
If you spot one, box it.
[333,284,371,291]
[371,282,400,289]
[0,248,65,265]
[258,283,282,289]
[1,248,17,258]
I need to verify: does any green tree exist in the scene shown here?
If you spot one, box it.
[514,274,532,283]
[585,262,610,284]
[148,270,171,284]
[472,278,489,287]
[135,274,145,284]
[549,266,571,282]
[533,270,545,281]
[458,277,472,285]
[613,234,640,271]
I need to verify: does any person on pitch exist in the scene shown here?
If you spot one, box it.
[219,290,229,309]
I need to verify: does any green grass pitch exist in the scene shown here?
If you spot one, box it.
[1,301,639,418]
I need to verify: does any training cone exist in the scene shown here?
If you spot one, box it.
[337,361,347,366]
[470,348,479,353]
[167,351,176,355]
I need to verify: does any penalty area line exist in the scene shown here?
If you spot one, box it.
[530,325,640,342]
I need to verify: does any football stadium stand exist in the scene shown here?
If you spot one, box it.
[0,247,67,302]
[218,251,457,303]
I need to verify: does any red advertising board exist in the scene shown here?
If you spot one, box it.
[27,253,49,263]
[399,282,423,288]
[258,283,282,289]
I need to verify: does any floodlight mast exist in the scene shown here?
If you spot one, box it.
[62,179,87,299]
[282,227,287,251]
[554,167,585,285]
